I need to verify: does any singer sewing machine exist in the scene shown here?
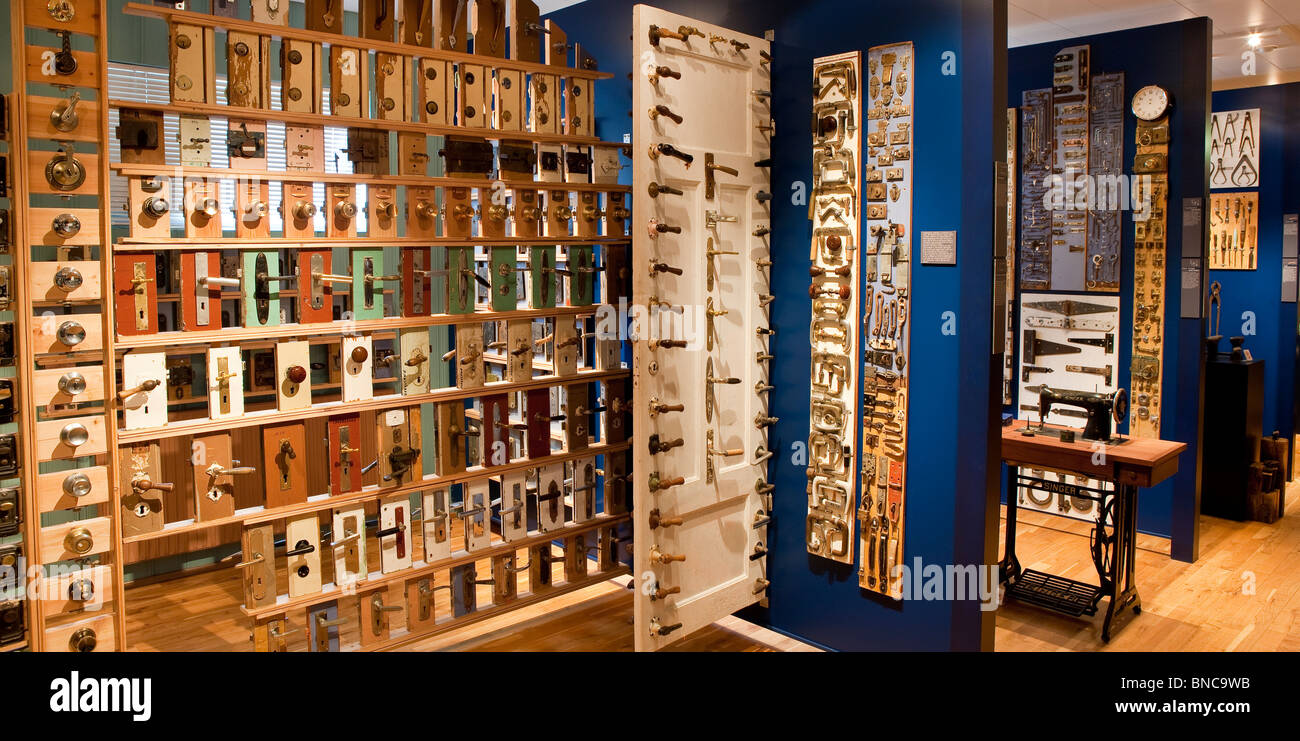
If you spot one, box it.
[1025,385,1129,444]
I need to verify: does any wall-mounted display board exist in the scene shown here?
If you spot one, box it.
[1004,108,1017,405]
[804,50,862,566]
[1087,73,1123,291]
[857,41,914,599]
[1016,45,1124,294]
[1208,191,1259,270]
[1018,88,1051,290]
[631,5,772,651]
[1129,84,1173,439]
[1017,292,1120,427]
[1210,108,1259,189]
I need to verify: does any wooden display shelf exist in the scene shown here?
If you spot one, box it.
[111,236,630,251]
[112,305,603,350]
[122,3,615,81]
[109,163,631,194]
[106,97,606,147]
[114,367,629,443]
[123,440,631,546]
[241,512,631,620]
[372,567,631,652]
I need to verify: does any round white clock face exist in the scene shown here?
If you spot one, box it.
[1131,85,1170,121]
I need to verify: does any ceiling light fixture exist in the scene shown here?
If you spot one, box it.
[1248,31,1263,49]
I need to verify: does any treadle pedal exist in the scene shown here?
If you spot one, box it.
[1006,569,1103,617]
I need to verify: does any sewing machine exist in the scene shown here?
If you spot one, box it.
[1028,385,1129,444]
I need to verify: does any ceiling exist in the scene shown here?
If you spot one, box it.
[327,0,1295,89]
[1011,0,1300,88]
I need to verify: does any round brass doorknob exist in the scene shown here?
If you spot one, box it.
[68,627,97,652]
[334,201,358,219]
[200,198,221,217]
[64,526,93,554]
[46,154,86,190]
[60,422,89,447]
[62,472,92,498]
[294,202,317,219]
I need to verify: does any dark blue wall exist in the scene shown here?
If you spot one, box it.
[1008,20,1210,558]
[1208,84,1300,453]
[550,0,1002,650]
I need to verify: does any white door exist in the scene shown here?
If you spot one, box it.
[632,5,772,651]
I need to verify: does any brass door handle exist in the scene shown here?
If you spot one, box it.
[648,473,684,492]
[649,546,686,564]
[119,379,161,401]
[235,552,265,569]
[131,477,174,493]
[648,509,683,529]
[206,463,255,477]
[649,105,683,124]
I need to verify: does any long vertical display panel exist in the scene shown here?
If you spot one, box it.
[632,5,772,651]
[805,51,862,566]
[8,0,125,651]
[857,42,913,598]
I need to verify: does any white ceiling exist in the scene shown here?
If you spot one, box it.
[1011,0,1300,87]
[326,0,1294,88]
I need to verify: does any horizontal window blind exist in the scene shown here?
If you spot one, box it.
[107,63,362,233]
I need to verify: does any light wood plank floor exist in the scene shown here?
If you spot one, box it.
[996,477,1300,651]
[125,479,1300,652]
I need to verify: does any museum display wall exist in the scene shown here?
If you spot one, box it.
[1006,18,1211,561]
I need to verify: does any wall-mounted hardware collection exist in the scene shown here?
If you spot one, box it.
[857,42,914,599]
[4,0,638,652]
[1087,73,1123,291]
[1208,192,1258,270]
[1004,108,1018,405]
[1210,108,1258,189]
[1129,84,1173,438]
[1017,293,1120,428]
[1049,45,1089,289]
[1018,45,1126,294]
[632,6,772,651]
[805,50,863,568]
[5,0,124,653]
[1019,88,1052,290]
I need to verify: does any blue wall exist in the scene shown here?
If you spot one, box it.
[1208,84,1300,454]
[1008,20,1210,559]
[550,0,1002,650]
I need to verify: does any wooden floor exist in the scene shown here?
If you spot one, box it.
[996,477,1300,651]
[125,479,1300,652]
[124,562,809,652]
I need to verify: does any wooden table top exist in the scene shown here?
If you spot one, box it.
[1001,420,1188,489]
